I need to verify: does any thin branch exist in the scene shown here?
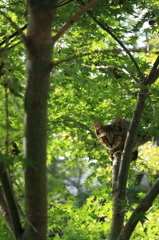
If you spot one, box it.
[0,10,26,43]
[53,0,101,43]
[77,0,144,81]
[0,24,27,47]
[8,40,23,50]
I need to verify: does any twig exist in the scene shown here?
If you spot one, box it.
[53,0,101,43]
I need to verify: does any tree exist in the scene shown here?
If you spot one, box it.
[0,0,159,239]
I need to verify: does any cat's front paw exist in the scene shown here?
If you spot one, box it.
[113,150,122,158]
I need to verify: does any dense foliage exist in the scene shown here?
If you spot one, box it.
[0,0,159,239]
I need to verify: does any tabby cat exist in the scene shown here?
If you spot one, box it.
[94,117,147,161]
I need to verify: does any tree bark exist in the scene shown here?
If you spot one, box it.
[110,153,125,240]
[22,1,57,239]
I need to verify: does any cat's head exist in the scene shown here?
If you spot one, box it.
[94,117,123,150]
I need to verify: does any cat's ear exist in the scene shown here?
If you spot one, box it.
[112,117,123,130]
[94,121,102,135]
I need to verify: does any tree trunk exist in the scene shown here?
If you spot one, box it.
[22,1,57,239]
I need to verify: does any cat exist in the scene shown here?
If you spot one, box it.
[94,117,149,161]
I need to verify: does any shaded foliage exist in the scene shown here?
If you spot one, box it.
[0,0,159,239]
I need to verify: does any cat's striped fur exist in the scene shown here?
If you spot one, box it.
[94,117,141,161]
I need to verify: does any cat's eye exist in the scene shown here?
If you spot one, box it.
[113,134,120,139]
[101,136,108,141]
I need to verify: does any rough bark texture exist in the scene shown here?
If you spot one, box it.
[22,1,57,239]
[110,153,125,240]
[117,90,148,191]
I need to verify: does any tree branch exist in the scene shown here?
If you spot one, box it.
[110,152,125,240]
[109,89,149,239]
[53,0,101,43]
[0,1,73,48]
[0,24,27,47]
[118,178,159,240]
[118,90,148,194]
[77,0,144,81]
[112,153,121,192]
[116,56,159,194]
[0,10,26,43]
[109,51,159,239]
